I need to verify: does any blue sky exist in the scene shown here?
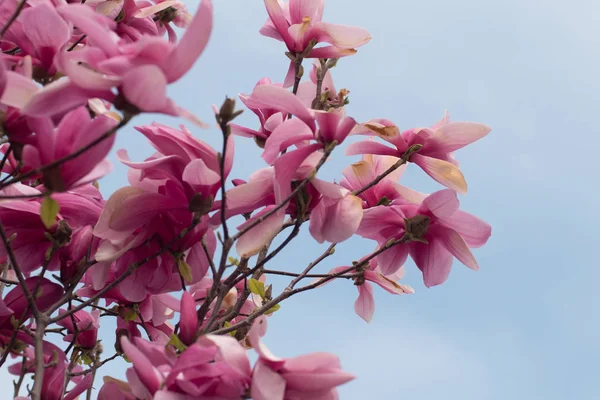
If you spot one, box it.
[3,0,599,398]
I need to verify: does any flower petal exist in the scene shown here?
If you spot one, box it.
[354,282,374,323]
[411,154,467,194]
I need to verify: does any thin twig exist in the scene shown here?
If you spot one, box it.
[211,235,411,335]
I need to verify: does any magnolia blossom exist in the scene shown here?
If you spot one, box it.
[250,316,355,400]
[260,0,371,86]
[347,113,491,194]
[358,189,492,286]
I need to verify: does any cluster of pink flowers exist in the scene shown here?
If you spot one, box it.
[0,0,491,398]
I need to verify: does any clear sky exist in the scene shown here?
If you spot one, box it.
[3,0,599,399]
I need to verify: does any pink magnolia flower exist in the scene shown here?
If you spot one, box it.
[326,258,414,323]
[1,2,71,75]
[120,334,252,398]
[92,123,223,296]
[98,377,137,400]
[340,153,428,209]
[56,308,100,349]
[0,184,103,274]
[226,154,363,257]
[135,0,193,41]
[14,0,213,123]
[0,278,63,350]
[8,341,92,400]
[22,106,118,192]
[357,189,492,286]
[347,113,491,194]
[260,0,371,86]
[250,316,354,400]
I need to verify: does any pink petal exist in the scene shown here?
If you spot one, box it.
[182,158,220,190]
[410,239,453,287]
[273,143,321,202]
[309,194,363,243]
[179,291,198,345]
[22,78,114,117]
[236,206,285,258]
[122,65,169,112]
[1,71,39,108]
[264,0,295,50]
[312,21,371,49]
[289,0,324,24]
[251,361,286,400]
[248,85,316,132]
[262,118,314,165]
[435,226,479,270]
[439,210,491,248]
[354,282,374,323]
[411,153,467,194]
[420,189,459,219]
[57,4,119,57]
[344,140,399,157]
[365,270,414,295]
[163,0,212,82]
[376,243,409,276]
[108,192,182,231]
[135,1,180,18]
[120,337,163,394]
[356,206,405,242]
[200,334,252,377]
[434,122,491,152]
[308,46,357,58]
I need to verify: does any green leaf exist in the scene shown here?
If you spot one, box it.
[167,334,187,352]
[248,278,266,299]
[264,303,281,315]
[178,259,193,283]
[227,256,240,266]
[40,196,59,229]
[224,321,237,337]
[123,308,137,322]
[80,353,93,366]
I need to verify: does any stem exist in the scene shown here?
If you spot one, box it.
[0,144,12,172]
[262,269,356,279]
[0,221,39,317]
[212,235,411,336]
[31,316,48,400]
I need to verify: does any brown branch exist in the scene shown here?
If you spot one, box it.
[211,235,411,335]
[69,353,120,378]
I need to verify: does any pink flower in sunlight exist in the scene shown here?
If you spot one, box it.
[357,189,491,287]
[22,106,118,192]
[250,316,354,400]
[225,153,363,257]
[9,0,213,124]
[8,341,92,400]
[120,334,251,398]
[347,112,491,194]
[56,308,100,349]
[260,0,371,86]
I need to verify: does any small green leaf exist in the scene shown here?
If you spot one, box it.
[123,308,137,322]
[248,278,266,299]
[80,353,93,366]
[167,334,187,352]
[40,196,59,229]
[264,303,280,315]
[224,321,237,337]
[178,259,193,283]
[227,256,240,266]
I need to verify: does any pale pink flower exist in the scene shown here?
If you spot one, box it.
[347,113,491,193]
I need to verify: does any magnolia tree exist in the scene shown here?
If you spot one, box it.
[0,0,492,399]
